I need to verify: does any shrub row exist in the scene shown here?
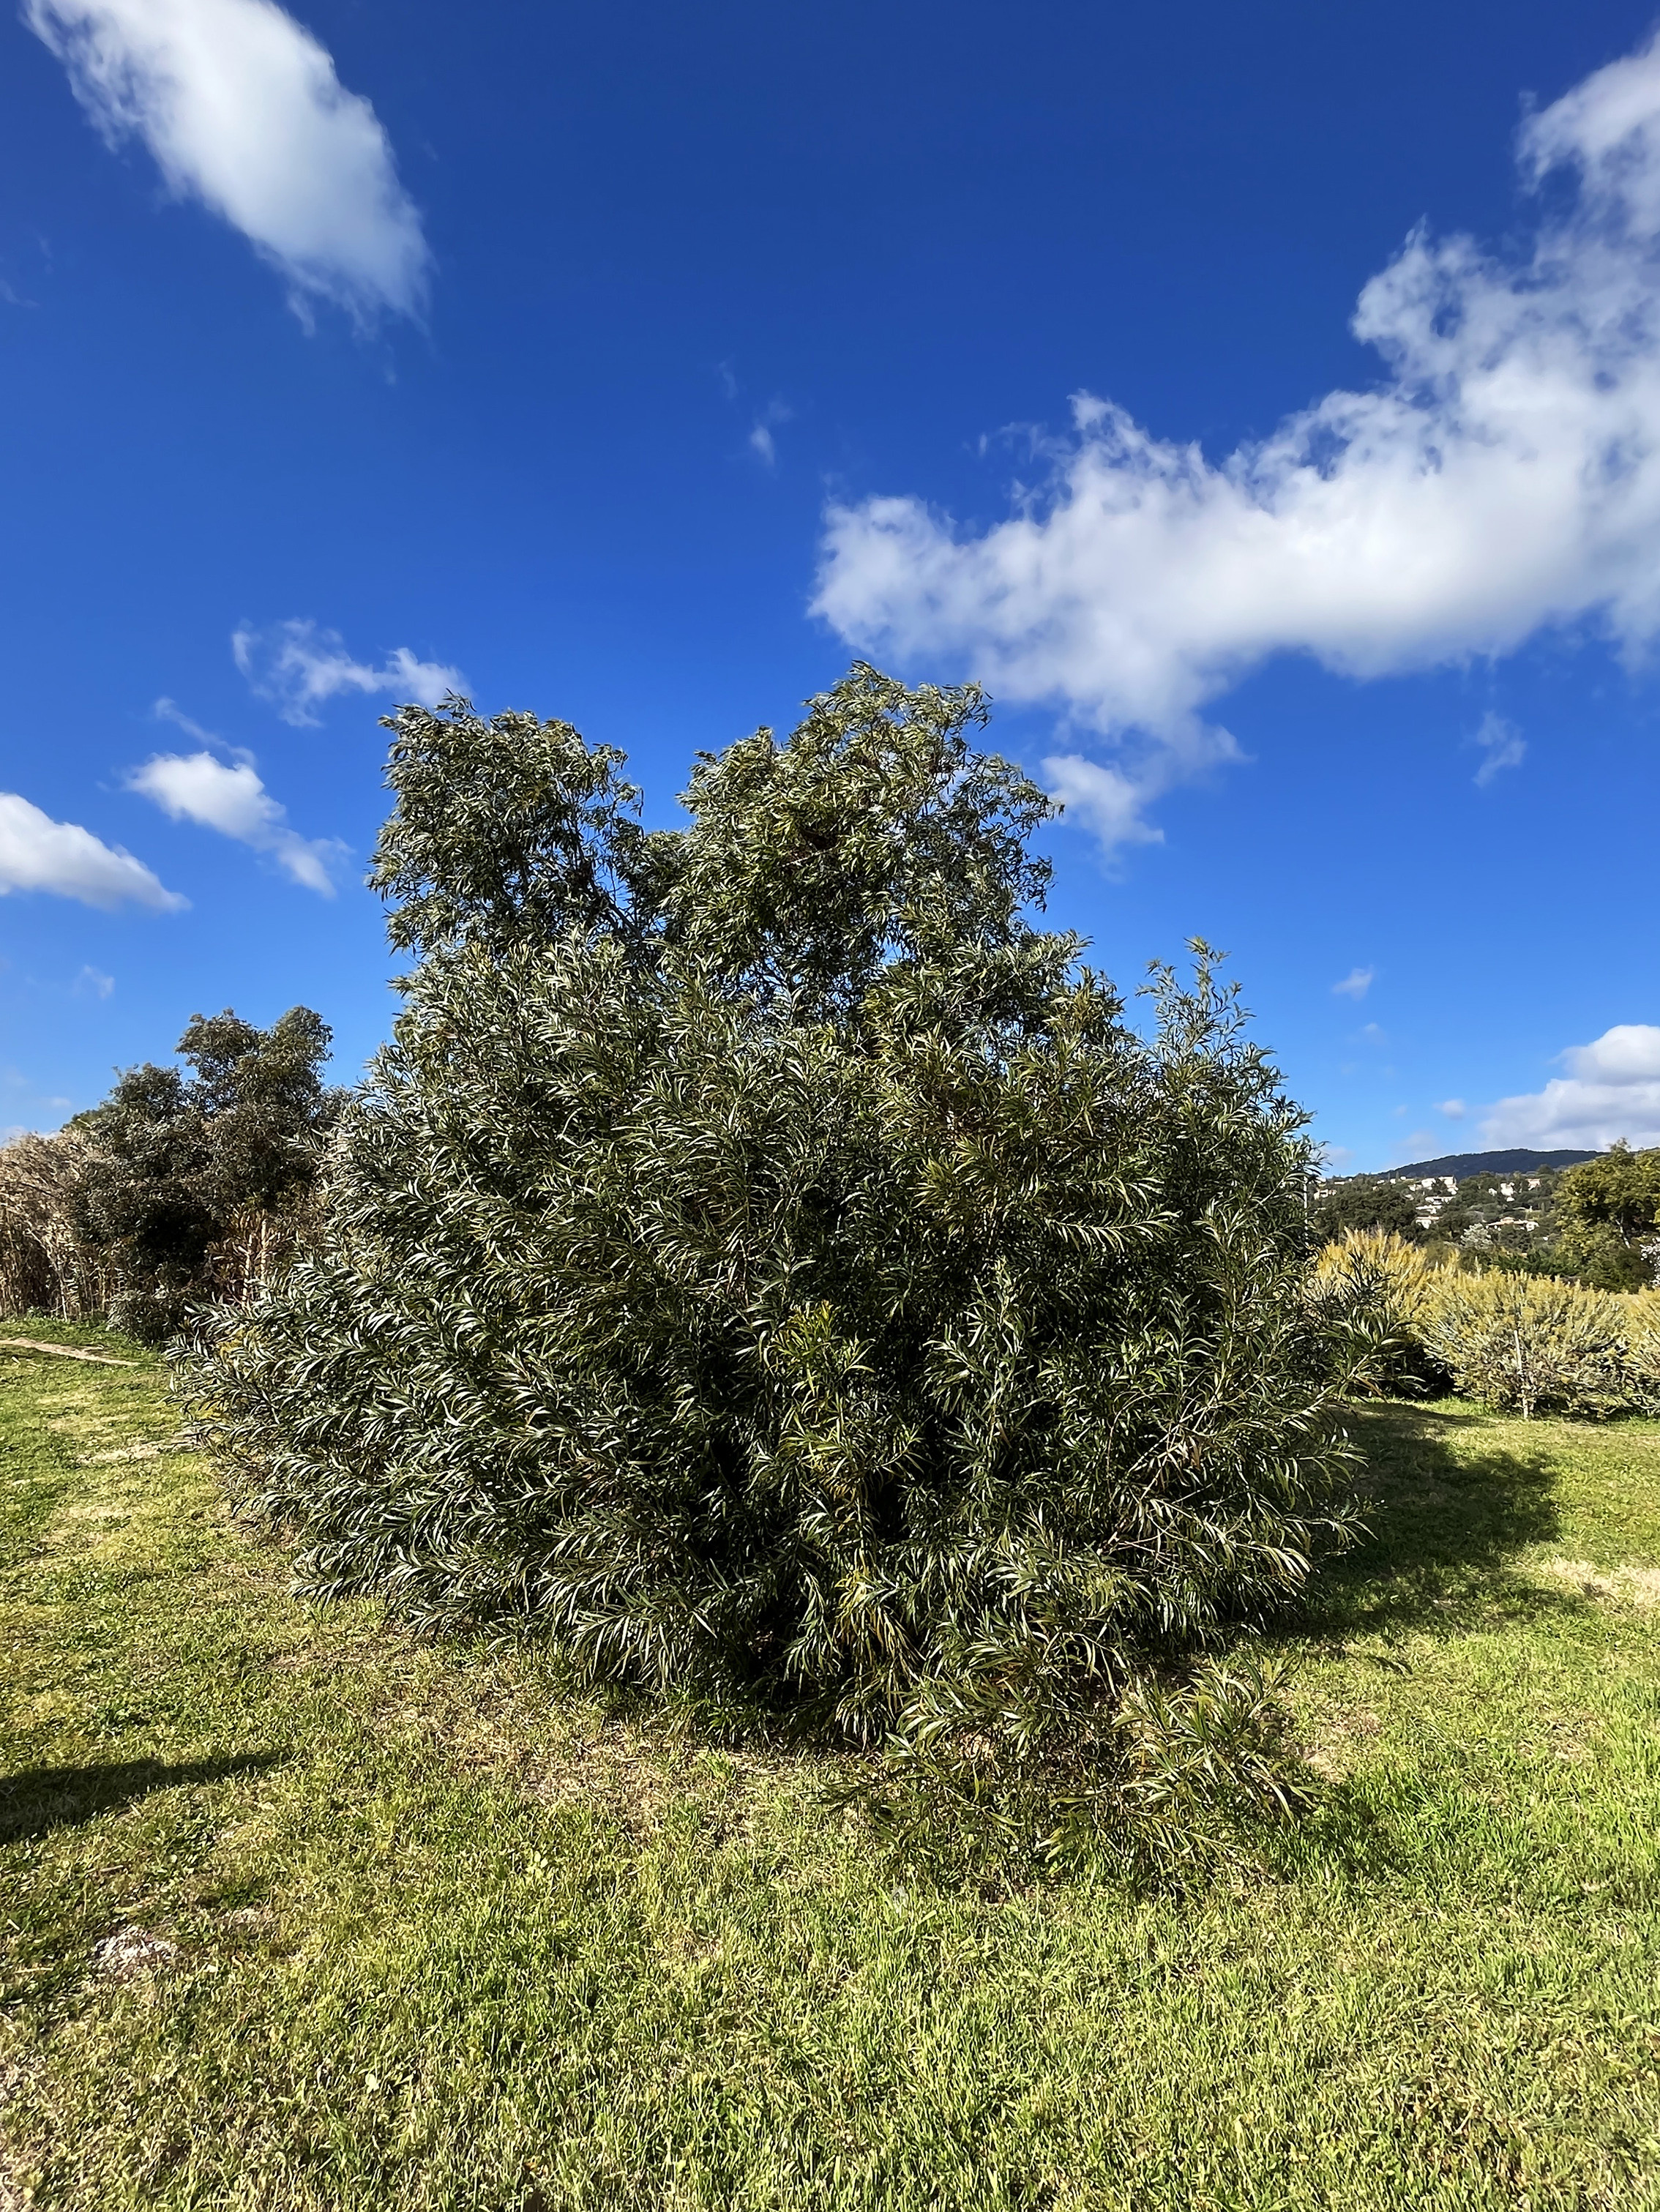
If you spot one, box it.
[1311,1229,1660,1419]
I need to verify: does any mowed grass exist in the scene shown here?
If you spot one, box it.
[1,1326,1657,2212]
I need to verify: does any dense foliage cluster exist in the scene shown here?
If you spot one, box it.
[1551,1146,1660,1290]
[1310,1176,1422,1248]
[0,1008,337,1342]
[180,668,1361,1861]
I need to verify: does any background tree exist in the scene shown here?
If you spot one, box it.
[1311,1175,1421,1247]
[0,1006,338,1341]
[1551,1143,1660,1290]
[182,669,1360,1869]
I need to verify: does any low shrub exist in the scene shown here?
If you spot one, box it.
[1306,1229,1446,1397]
[1624,1290,1660,1416]
[1419,1271,1629,1420]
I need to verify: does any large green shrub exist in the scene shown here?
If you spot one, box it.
[179,668,1358,1860]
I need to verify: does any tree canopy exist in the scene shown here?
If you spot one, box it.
[1311,1176,1421,1247]
[1553,1143,1660,1290]
[0,1006,337,1340]
[182,668,1357,1867]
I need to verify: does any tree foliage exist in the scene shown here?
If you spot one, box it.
[1310,1176,1421,1247]
[179,668,1360,1866]
[1552,1143,1660,1290]
[0,1007,337,1341]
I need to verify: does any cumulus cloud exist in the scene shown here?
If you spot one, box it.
[233,619,463,726]
[127,748,343,893]
[1472,710,1526,788]
[1483,1023,1660,1148]
[815,31,1660,848]
[0,791,185,911]
[25,0,429,325]
[1437,1098,1468,1118]
[1333,966,1375,1001]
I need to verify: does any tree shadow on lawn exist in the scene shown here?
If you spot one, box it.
[0,1753,283,1847]
[1296,1400,1569,1643]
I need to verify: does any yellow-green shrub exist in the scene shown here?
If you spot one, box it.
[1307,1230,1446,1396]
[1421,1271,1628,1419]
[1623,1289,1660,1416]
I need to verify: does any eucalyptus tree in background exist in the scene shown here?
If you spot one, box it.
[180,665,1359,1869]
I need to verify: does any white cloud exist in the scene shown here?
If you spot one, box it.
[1043,752,1167,851]
[233,619,463,727]
[25,0,429,326]
[127,749,343,894]
[814,30,1660,849]
[73,965,115,998]
[747,399,793,471]
[1482,1023,1660,1148]
[0,791,185,911]
[1437,1098,1467,1118]
[1472,710,1526,788]
[1332,966,1374,1001]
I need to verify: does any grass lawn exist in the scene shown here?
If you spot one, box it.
[1,1322,1657,2211]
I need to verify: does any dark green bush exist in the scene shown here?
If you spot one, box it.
[179,666,1358,1861]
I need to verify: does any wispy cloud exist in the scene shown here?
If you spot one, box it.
[0,791,184,911]
[1472,710,1526,788]
[1332,966,1375,1001]
[233,619,463,727]
[815,31,1660,850]
[748,399,793,470]
[1483,1023,1660,1149]
[127,747,343,894]
[72,965,114,999]
[25,0,430,326]
[1391,1128,1438,1160]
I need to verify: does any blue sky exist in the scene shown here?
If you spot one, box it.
[4,0,1659,1169]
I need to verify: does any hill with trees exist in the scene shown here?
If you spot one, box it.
[1374,1148,1600,1181]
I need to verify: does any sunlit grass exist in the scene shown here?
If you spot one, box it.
[1,1329,1657,2210]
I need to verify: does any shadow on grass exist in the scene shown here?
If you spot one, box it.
[1301,1401,1565,1640]
[0,1753,283,1846]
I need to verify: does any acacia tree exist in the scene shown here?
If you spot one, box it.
[180,668,1358,1864]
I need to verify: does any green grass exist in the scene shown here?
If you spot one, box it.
[1,1326,1657,2211]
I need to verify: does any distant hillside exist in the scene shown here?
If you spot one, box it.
[1372,1148,1600,1181]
